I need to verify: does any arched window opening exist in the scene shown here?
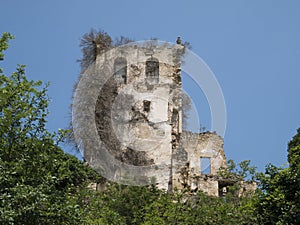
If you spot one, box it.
[114,57,127,84]
[145,57,159,84]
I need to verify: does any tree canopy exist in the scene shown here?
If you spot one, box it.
[255,129,300,224]
[0,32,101,224]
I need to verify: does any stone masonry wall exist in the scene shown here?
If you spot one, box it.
[172,131,227,196]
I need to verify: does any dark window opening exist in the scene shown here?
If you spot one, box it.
[218,182,228,197]
[143,100,151,112]
[218,180,236,197]
[200,157,211,174]
[145,57,159,84]
[114,57,127,84]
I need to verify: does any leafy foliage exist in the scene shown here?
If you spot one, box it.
[255,129,300,224]
[0,32,14,62]
[218,159,257,183]
[0,33,101,224]
[77,183,258,225]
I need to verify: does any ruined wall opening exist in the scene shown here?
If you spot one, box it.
[200,157,211,174]
[114,57,127,84]
[218,182,228,197]
[145,57,159,84]
[218,180,237,197]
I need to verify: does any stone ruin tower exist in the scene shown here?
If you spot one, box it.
[77,40,230,196]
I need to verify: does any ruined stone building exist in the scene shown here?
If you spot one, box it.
[74,40,254,197]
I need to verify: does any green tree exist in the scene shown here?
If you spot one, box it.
[0,33,102,225]
[255,128,300,224]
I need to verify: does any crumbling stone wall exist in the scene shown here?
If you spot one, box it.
[181,131,226,175]
[172,131,227,196]
[171,131,257,197]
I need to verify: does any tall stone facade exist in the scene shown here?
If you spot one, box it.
[86,41,232,196]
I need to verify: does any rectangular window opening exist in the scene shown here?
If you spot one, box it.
[200,157,211,174]
[143,100,151,112]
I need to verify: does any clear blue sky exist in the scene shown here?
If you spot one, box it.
[1,0,300,172]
